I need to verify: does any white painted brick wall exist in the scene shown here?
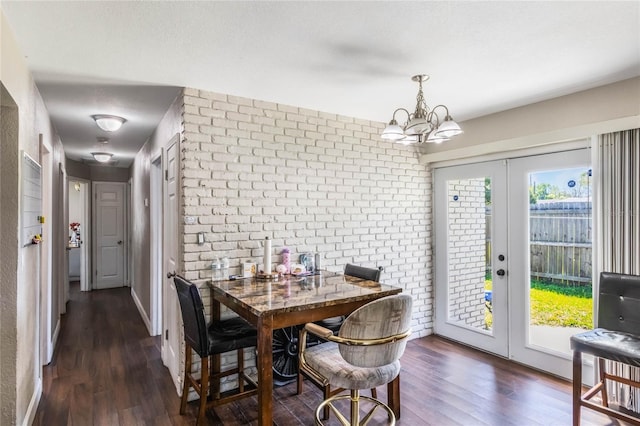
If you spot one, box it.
[446,179,487,329]
[178,87,433,388]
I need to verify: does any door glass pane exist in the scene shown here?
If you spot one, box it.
[528,168,593,355]
[447,177,493,333]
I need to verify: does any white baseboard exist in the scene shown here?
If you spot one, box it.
[22,377,42,426]
[131,288,152,336]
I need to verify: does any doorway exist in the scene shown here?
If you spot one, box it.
[434,147,593,379]
[68,179,90,291]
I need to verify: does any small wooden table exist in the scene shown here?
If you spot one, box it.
[208,271,402,426]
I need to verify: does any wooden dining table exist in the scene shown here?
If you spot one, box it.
[208,271,403,426]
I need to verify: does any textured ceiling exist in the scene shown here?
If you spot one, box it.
[2,1,639,167]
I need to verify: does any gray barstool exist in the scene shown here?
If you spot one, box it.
[299,294,412,425]
[297,264,384,420]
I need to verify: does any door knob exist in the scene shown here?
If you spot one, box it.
[117,240,123,245]
[497,269,506,277]
[167,272,177,279]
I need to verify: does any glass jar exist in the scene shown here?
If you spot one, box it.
[211,257,221,281]
[221,257,230,280]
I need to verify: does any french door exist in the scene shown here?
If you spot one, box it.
[435,160,509,356]
[435,148,593,379]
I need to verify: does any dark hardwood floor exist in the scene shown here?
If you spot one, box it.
[34,283,628,425]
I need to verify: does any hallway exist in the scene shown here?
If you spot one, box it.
[33,283,189,425]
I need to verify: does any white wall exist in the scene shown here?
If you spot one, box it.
[130,93,182,328]
[68,181,82,226]
[1,10,66,426]
[421,77,640,163]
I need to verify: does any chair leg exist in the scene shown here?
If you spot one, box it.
[350,389,360,426]
[180,345,192,415]
[598,357,609,407]
[322,384,331,420]
[197,356,209,426]
[210,352,221,400]
[238,348,245,393]
[573,350,582,426]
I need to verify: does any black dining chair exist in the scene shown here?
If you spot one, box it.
[344,263,383,282]
[173,275,258,425]
[297,264,384,419]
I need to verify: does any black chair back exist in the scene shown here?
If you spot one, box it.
[174,275,209,357]
[344,264,383,282]
[598,272,640,334]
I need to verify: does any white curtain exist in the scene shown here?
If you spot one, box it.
[598,128,640,412]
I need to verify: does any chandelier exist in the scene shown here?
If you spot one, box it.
[381,74,463,144]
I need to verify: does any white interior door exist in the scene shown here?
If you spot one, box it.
[435,160,509,356]
[161,135,181,392]
[93,182,125,289]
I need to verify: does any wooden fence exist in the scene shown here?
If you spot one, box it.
[487,200,592,285]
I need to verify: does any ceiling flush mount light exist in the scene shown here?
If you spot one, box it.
[382,74,463,144]
[91,152,113,163]
[92,114,126,132]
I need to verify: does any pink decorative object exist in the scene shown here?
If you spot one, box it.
[281,247,291,274]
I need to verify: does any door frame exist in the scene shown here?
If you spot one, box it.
[39,135,53,364]
[431,139,595,380]
[160,133,181,392]
[126,179,132,286]
[150,154,163,336]
[92,181,128,290]
[59,163,68,314]
[68,177,91,291]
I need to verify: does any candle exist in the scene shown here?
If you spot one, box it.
[263,237,272,274]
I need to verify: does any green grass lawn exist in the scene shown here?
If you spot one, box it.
[485,279,593,330]
[530,281,592,329]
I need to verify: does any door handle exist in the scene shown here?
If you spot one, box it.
[167,272,177,279]
[117,240,123,245]
[497,269,506,277]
